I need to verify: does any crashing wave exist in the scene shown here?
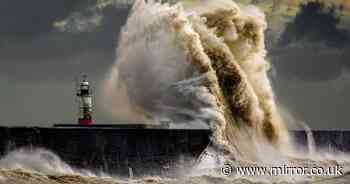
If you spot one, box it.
[102,0,290,161]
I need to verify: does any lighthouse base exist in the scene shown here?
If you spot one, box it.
[78,119,94,125]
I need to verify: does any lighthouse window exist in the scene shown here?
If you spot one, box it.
[81,86,89,90]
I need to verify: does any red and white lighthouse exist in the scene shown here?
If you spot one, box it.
[76,75,94,125]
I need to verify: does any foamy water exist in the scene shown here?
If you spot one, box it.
[0,148,350,183]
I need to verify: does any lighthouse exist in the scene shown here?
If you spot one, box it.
[76,75,94,125]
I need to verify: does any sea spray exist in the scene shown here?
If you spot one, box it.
[0,148,123,184]
[300,121,316,156]
[102,0,290,161]
[0,148,103,176]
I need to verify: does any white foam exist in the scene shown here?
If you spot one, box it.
[0,148,102,177]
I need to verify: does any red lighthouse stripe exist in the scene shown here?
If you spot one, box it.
[78,119,94,125]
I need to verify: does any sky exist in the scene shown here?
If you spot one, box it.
[0,0,350,129]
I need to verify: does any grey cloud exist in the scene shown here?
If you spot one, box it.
[0,0,87,40]
[278,2,350,48]
[0,3,130,84]
[270,1,350,81]
[266,1,350,130]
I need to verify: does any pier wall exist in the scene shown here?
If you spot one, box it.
[1,127,350,176]
[0,127,210,176]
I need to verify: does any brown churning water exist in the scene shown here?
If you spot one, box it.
[102,0,290,161]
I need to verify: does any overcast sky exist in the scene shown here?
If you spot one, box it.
[0,0,350,129]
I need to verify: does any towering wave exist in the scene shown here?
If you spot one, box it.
[102,0,290,161]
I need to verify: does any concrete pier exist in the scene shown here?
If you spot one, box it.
[0,126,211,176]
[1,126,350,176]
[292,130,350,153]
